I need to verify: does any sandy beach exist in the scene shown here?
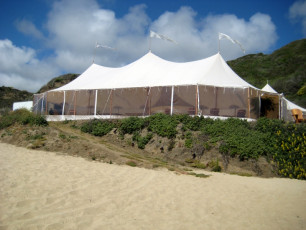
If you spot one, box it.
[0,142,305,230]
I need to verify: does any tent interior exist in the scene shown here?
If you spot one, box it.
[33,52,278,121]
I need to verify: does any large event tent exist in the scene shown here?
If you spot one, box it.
[33,51,274,121]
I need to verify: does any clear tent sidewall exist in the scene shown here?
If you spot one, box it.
[33,85,266,120]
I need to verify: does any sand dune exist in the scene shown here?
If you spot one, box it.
[0,142,305,230]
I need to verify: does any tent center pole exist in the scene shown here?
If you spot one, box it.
[62,91,66,116]
[45,93,48,115]
[110,90,113,116]
[247,88,251,118]
[94,90,98,116]
[170,86,174,115]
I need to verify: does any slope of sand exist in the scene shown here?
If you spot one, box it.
[0,142,305,230]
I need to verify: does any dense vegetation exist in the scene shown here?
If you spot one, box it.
[0,109,48,129]
[228,39,306,107]
[79,114,306,180]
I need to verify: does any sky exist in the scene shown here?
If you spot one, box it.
[0,0,305,93]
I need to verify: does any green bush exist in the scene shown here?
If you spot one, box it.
[119,117,144,135]
[81,119,114,136]
[147,113,178,139]
[184,131,194,149]
[126,160,137,167]
[132,132,153,149]
[209,159,222,172]
[0,109,48,129]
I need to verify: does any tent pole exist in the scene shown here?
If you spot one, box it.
[195,85,198,115]
[247,88,251,118]
[110,89,113,116]
[74,92,77,116]
[279,94,281,120]
[62,91,66,116]
[170,86,174,115]
[41,94,44,115]
[87,91,91,115]
[94,90,98,116]
[258,92,261,118]
[149,87,152,115]
[197,85,200,116]
[45,93,48,115]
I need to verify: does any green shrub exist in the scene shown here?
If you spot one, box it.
[132,132,153,149]
[81,119,114,136]
[0,109,48,129]
[147,113,178,139]
[184,131,193,148]
[191,160,207,169]
[209,159,222,172]
[185,138,193,148]
[126,161,137,167]
[119,117,144,135]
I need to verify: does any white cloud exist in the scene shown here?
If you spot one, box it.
[2,0,279,92]
[289,0,306,36]
[15,19,45,40]
[0,39,59,92]
[45,0,277,68]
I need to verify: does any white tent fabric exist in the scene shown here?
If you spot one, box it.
[52,52,256,91]
[261,83,306,112]
[262,84,278,94]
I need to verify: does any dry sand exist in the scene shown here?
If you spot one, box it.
[0,142,305,230]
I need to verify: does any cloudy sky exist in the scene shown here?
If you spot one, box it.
[0,0,305,93]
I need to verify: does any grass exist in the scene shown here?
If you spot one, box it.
[229,172,253,177]
[126,161,137,167]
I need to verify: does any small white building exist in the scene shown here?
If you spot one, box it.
[13,101,33,111]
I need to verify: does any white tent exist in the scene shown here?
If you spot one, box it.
[34,52,266,121]
[261,83,306,121]
[52,52,255,91]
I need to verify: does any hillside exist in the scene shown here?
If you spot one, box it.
[0,86,33,110]
[228,39,306,107]
[37,73,79,93]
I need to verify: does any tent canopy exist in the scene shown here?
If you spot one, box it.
[52,52,256,91]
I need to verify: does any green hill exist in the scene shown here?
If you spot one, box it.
[37,73,79,93]
[0,86,33,110]
[227,39,306,108]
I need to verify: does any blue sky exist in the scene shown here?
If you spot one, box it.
[0,0,305,92]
